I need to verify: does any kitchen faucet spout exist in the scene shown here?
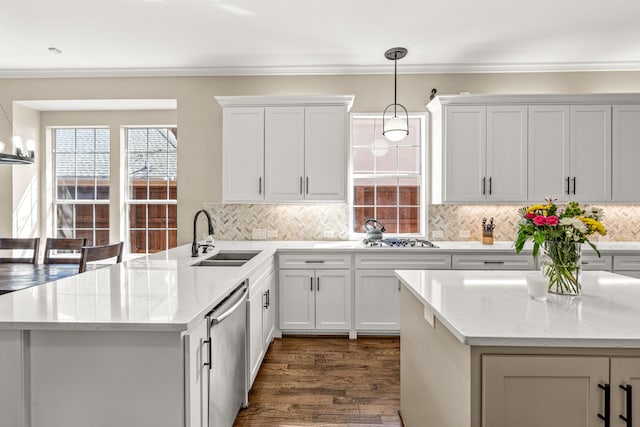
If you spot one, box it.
[192,209,215,257]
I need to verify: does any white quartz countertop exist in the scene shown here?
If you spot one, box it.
[396,269,640,348]
[0,239,638,332]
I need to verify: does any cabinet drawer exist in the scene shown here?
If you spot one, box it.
[452,254,535,270]
[278,253,351,269]
[580,255,612,271]
[355,253,451,270]
[614,255,640,271]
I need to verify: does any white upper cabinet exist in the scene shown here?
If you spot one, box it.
[429,94,638,204]
[305,107,347,201]
[612,105,640,202]
[528,105,611,202]
[437,104,526,203]
[528,105,571,202]
[569,105,611,202]
[222,107,265,202]
[217,96,353,203]
[265,107,305,201]
[486,106,527,201]
[444,106,486,202]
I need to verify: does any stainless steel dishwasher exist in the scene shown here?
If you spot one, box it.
[204,281,248,427]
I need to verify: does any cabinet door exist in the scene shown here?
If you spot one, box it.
[315,270,352,330]
[354,270,400,331]
[262,271,276,350]
[528,106,571,202]
[265,107,305,201]
[570,105,611,202]
[611,357,640,426]
[444,106,486,202]
[612,105,640,202]
[279,269,315,330]
[222,107,265,202]
[486,106,527,201]
[185,318,209,427]
[247,281,266,388]
[483,355,609,427]
[304,106,346,201]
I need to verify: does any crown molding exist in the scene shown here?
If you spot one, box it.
[215,95,355,111]
[2,61,640,78]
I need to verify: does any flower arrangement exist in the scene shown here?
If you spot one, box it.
[515,199,607,295]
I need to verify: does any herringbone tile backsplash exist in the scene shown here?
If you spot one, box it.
[201,202,640,242]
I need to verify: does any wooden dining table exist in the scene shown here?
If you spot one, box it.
[0,263,81,295]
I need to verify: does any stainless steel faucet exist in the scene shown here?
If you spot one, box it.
[192,209,215,257]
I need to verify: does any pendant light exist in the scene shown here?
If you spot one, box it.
[382,47,409,142]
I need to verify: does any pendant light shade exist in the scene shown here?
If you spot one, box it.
[382,47,409,142]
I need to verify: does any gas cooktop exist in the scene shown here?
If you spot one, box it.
[362,237,439,248]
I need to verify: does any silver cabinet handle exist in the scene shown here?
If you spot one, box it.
[203,314,212,370]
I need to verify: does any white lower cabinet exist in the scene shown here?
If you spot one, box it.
[185,319,209,427]
[354,253,452,333]
[355,270,400,331]
[279,269,351,331]
[614,255,640,279]
[483,355,640,427]
[247,261,276,389]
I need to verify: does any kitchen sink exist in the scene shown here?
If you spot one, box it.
[192,250,261,267]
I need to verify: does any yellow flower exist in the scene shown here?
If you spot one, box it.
[526,204,552,214]
[579,217,607,235]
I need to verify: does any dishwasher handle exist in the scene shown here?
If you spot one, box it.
[209,283,248,325]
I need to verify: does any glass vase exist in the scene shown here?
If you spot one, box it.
[540,241,582,295]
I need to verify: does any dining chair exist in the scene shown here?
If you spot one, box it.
[43,238,87,265]
[0,238,40,264]
[79,242,124,273]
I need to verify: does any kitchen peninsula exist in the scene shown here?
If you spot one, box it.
[1,240,640,427]
[397,269,640,427]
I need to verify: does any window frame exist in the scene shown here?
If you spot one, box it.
[51,126,111,247]
[124,126,178,254]
[349,112,428,238]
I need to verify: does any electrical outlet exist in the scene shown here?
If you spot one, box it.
[459,230,471,238]
[431,230,444,239]
[267,229,278,238]
[323,230,335,239]
[251,228,267,240]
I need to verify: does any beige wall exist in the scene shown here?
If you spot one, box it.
[1,72,640,244]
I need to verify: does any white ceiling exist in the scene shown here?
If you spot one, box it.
[2,0,640,77]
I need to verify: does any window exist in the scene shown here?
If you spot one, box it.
[351,115,425,235]
[126,127,178,254]
[53,128,111,246]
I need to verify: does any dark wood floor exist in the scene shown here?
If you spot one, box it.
[234,336,401,427]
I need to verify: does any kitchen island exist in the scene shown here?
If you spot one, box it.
[396,269,640,427]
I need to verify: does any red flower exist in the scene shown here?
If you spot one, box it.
[533,216,546,226]
[545,215,559,226]
[525,212,536,220]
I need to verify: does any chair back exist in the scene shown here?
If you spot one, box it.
[43,238,87,264]
[79,242,124,273]
[0,238,40,264]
